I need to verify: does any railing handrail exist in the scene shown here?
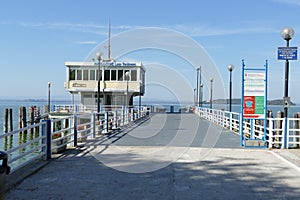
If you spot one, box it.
[195,106,300,149]
[0,107,149,173]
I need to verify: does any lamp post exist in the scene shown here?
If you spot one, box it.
[198,66,202,107]
[96,52,102,119]
[193,88,196,105]
[210,78,213,109]
[280,27,295,118]
[227,64,234,112]
[48,82,51,113]
[196,67,200,106]
[125,71,130,108]
[200,83,203,107]
[139,80,142,112]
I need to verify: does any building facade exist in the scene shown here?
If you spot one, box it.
[64,60,145,110]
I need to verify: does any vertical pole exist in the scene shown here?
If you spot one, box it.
[283,117,288,149]
[22,107,27,135]
[113,110,117,129]
[199,66,201,107]
[131,108,134,122]
[103,112,108,134]
[240,60,245,146]
[48,82,51,113]
[4,108,8,134]
[293,112,299,148]
[139,81,142,115]
[275,111,283,148]
[229,112,233,130]
[91,112,95,138]
[210,79,213,109]
[284,39,290,118]
[42,119,51,160]
[97,61,101,120]
[196,68,199,107]
[229,70,232,112]
[73,114,78,147]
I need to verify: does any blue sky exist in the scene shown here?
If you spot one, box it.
[1,0,300,103]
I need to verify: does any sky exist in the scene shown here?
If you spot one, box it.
[1,0,300,103]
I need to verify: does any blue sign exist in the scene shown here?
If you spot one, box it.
[278,47,297,60]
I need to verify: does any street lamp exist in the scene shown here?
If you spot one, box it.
[125,71,130,108]
[281,27,294,118]
[48,82,51,113]
[198,66,202,107]
[139,80,142,112]
[200,83,203,107]
[210,78,213,109]
[193,88,196,105]
[196,67,201,107]
[96,52,102,119]
[227,64,234,112]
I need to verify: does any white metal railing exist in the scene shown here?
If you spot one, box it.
[0,107,148,172]
[195,107,300,149]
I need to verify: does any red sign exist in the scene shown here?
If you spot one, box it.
[243,96,255,115]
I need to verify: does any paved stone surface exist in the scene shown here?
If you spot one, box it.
[5,147,300,200]
[4,113,300,199]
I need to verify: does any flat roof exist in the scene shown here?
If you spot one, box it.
[65,61,145,71]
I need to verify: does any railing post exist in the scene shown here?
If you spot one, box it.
[103,112,108,134]
[239,113,243,146]
[131,108,134,122]
[268,118,274,148]
[283,118,289,149]
[229,112,233,130]
[73,114,78,147]
[121,107,125,126]
[91,112,96,138]
[222,111,225,128]
[42,119,51,160]
[113,110,117,129]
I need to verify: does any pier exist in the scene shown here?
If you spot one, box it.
[3,110,300,199]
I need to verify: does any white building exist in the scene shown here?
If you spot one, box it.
[64,60,145,110]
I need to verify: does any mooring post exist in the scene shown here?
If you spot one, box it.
[73,114,78,147]
[42,119,52,160]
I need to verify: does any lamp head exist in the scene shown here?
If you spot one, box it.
[96,52,103,61]
[227,64,234,72]
[281,27,294,41]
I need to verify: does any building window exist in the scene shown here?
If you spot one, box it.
[124,70,130,81]
[131,70,137,81]
[69,69,76,81]
[111,70,117,81]
[76,69,82,80]
[90,70,95,80]
[83,70,89,80]
[118,70,123,81]
[104,70,110,81]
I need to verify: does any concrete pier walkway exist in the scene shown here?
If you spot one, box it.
[5,113,300,199]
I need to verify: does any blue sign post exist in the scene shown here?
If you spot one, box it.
[278,47,298,60]
[240,60,268,148]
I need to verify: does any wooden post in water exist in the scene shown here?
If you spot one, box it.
[4,108,9,150]
[18,106,28,143]
[293,112,300,148]
[275,111,284,148]
[29,106,35,138]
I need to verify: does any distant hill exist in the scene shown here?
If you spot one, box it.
[204,98,296,106]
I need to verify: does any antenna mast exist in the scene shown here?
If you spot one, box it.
[108,17,111,60]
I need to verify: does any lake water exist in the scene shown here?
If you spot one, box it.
[1,100,299,133]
